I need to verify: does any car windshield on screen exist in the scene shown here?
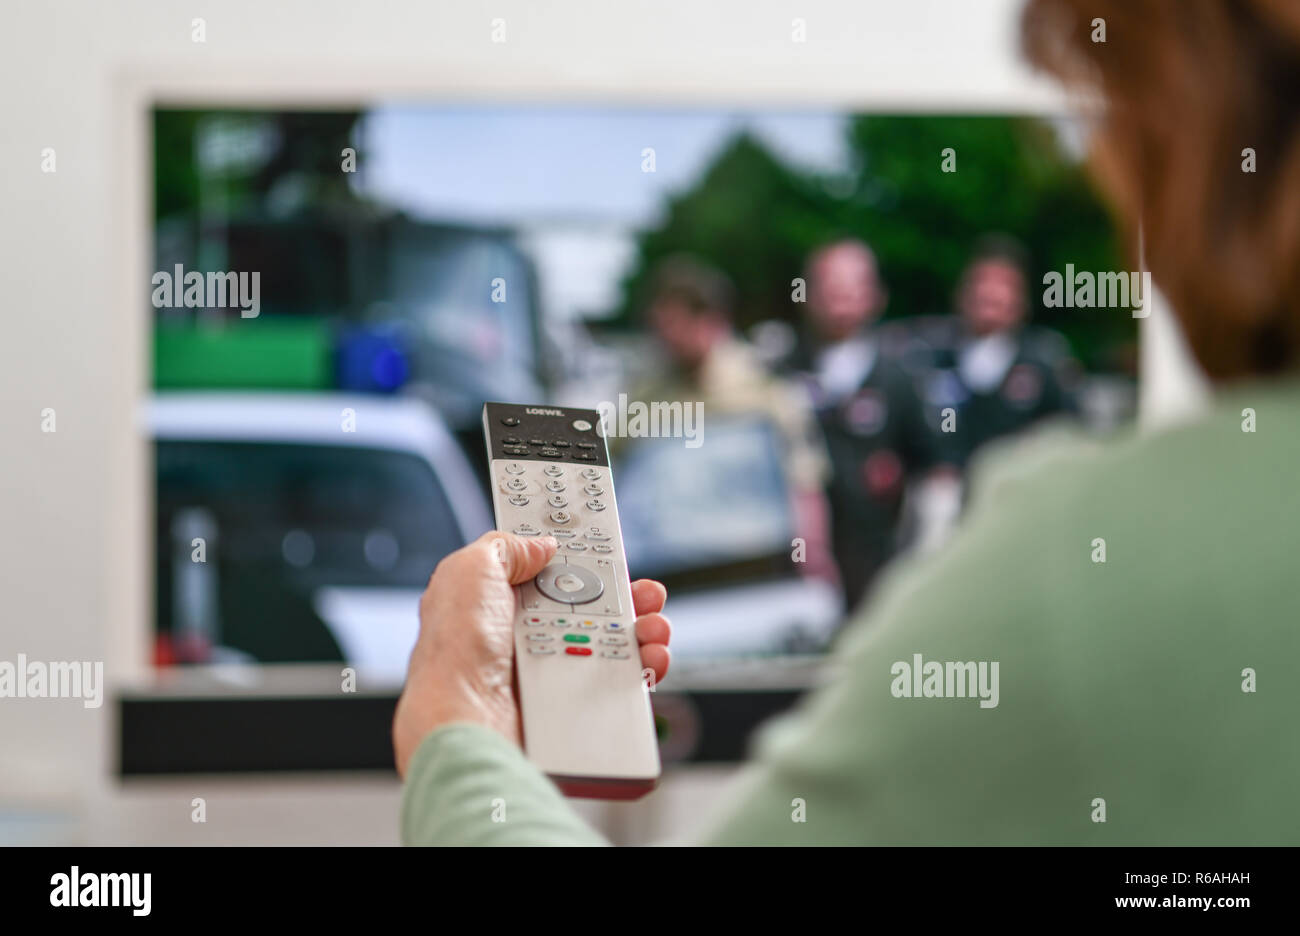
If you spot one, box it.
[156,440,461,590]
[616,417,794,580]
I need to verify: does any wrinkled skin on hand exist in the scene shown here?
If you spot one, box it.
[394,532,671,776]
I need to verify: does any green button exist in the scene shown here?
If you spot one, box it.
[563,634,590,643]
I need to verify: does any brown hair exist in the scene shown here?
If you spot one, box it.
[648,255,737,320]
[1022,0,1300,379]
[960,233,1031,286]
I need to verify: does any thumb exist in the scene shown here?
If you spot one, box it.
[481,532,558,585]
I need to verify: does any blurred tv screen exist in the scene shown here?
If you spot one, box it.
[149,103,1134,677]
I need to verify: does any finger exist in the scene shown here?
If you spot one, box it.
[634,612,671,647]
[639,643,670,684]
[630,579,667,616]
[479,532,558,585]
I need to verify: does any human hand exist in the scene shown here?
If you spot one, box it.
[393,532,671,776]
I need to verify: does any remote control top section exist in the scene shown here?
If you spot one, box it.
[481,401,660,798]
[485,402,609,468]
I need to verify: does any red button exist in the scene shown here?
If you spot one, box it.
[565,647,593,656]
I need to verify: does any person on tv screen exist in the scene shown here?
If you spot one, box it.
[781,238,944,610]
[921,235,1081,469]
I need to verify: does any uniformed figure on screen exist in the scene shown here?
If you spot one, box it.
[628,256,837,583]
[782,239,941,611]
[920,236,1080,468]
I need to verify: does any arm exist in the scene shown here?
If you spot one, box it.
[394,532,671,846]
[401,724,606,846]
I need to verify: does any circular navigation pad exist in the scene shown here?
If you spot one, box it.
[535,562,604,605]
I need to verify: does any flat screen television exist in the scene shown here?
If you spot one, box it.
[123,103,1133,774]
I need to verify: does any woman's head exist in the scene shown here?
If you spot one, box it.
[1022,0,1300,380]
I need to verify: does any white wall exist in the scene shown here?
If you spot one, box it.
[2,0,1180,845]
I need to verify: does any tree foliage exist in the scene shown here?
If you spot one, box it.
[616,115,1134,369]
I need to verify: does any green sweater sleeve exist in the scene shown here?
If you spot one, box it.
[401,723,608,846]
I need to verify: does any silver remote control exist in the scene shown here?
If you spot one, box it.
[482,402,661,799]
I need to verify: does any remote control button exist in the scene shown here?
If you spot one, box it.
[535,563,604,604]
[539,448,563,459]
[504,445,529,456]
[602,651,631,660]
[601,636,628,646]
[583,484,604,496]
[565,647,593,656]
[549,530,574,539]
[503,436,523,445]
[552,617,572,628]
[529,646,557,655]
[527,438,546,447]
[577,441,598,450]
[586,499,606,512]
[556,572,585,591]
[549,510,571,525]
[551,439,571,447]
[572,419,593,432]
[545,480,566,493]
[563,634,590,643]
[504,462,526,475]
[513,525,541,537]
[586,527,610,540]
[604,622,625,632]
[566,542,588,551]
[525,616,546,626]
[506,478,528,492]
[578,620,598,629]
[501,416,520,426]
[548,495,568,508]
[508,495,530,507]
[543,466,564,477]
[581,468,600,480]
[527,633,554,642]
[575,453,597,461]
[592,544,613,553]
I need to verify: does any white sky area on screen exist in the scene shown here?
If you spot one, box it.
[356,105,850,227]
[354,105,849,320]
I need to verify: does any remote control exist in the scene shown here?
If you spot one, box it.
[481,402,661,799]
